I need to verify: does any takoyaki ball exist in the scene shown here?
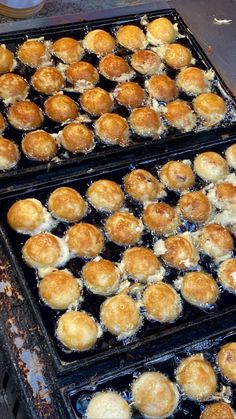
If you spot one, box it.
[225,143,236,170]
[80,87,113,116]
[164,44,192,70]
[193,92,226,125]
[143,202,180,235]
[143,283,182,322]
[200,402,236,419]
[51,37,83,63]
[86,391,131,419]
[121,247,162,283]
[17,40,49,68]
[31,67,64,95]
[131,50,162,76]
[39,269,81,310]
[0,73,29,103]
[198,223,233,259]
[66,61,99,88]
[116,25,147,51]
[65,222,104,258]
[159,160,195,191]
[114,82,145,109]
[83,29,115,56]
[87,179,124,212]
[217,342,236,384]
[214,182,236,209]
[146,17,177,45]
[8,100,44,130]
[176,67,210,96]
[0,136,19,170]
[22,130,57,161]
[164,100,197,132]
[0,45,15,74]
[129,107,162,138]
[0,112,6,134]
[146,74,178,102]
[22,232,68,270]
[7,198,46,234]
[124,169,164,202]
[48,187,87,223]
[218,258,236,294]
[95,113,129,147]
[161,234,199,270]
[82,258,120,296]
[100,293,141,338]
[56,311,99,351]
[104,212,143,246]
[194,151,228,183]
[178,191,212,223]
[44,94,78,123]
[99,54,133,82]
[180,271,219,307]
[59,122,95,154]
[132,371,179,419]
[176,354,217,401]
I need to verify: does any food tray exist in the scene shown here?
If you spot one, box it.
[1,135,236,374]
[0,8,236,182]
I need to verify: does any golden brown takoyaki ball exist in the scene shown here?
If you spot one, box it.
[65,222,104,258]
[80,87,113,116]
[51,37,83,63]
[7,198,45,234]
[164,43,193,70]
[143,282,182,322]
[0,45,15,74]
[39,269,81,310]
[200,402,236,419]
[99,54,133,82]
[104,212,143,246]
[124,169,164,202]
[95,113,129,146]
[87,179,124,212]
[180,271,218,307]
[66,61,99,88]
[176,67,210,96]
[159,160,195,191]
[0,112,5,134]
[8,100,44,130]
[116,25,147,51]
[225,143,236,170]
[176,354,217,401]
[217,342,236,384]
[214,182,236,209]
[164,99,197,132]
[194,151,228,183]
[58,122,95,154]
[218,258,236,294]
[0,136,19,170]
[161,233,199,269]
[83,29,115,56]
[22,130,57,161]
[132,371,179,419]
[178,190,212,223]
[82,258,120,296]
[121,247,162,283]
[22,232,68,270]
[48,187,87,223]
[143,202,180,235]
[56,311,99,351]
[31,67,64,95]
[100,293,141,338]
[198,223,233,259]
[146,74,178,102]
[129,107,162,137]
[86,391,131,419]
[130,50,162,76]
[114,82,145,109]
[193,92,226,125]
[44,94,78,123]
[18,40,49,68]
[0,73,29,103]
[146,17,177,45]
